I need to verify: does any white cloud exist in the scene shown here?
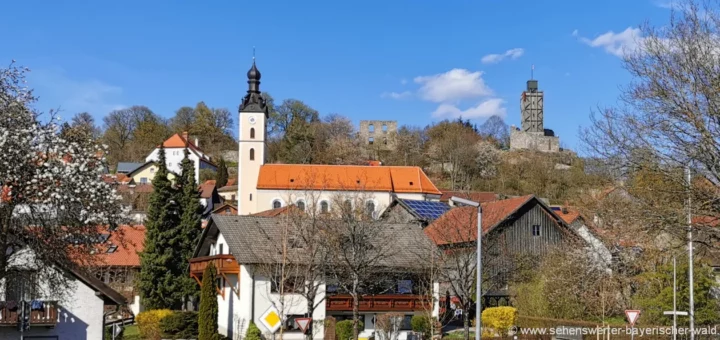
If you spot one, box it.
[380,91,412,100]
[481,48,525,64]
[413,68,493,103]
[576,27,643,57]
[432,98,507,119]
[400,78,408,85]
[571,29,579,37]
[30,68,124,119]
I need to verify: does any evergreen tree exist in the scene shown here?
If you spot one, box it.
[216,157,228,188]
[198,262,219,340]
[138,145,182,309]
[178,150,203,305]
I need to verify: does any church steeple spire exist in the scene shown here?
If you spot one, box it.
[239,55,268,116]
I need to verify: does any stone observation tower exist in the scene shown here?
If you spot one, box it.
[509,75,560,152]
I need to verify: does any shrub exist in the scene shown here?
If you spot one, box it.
[481,307,517,337]
[160,311,199,339]
[136,309,174,340]
[411,315,430,338]
[336,319,364,340]
[246,322,263,340]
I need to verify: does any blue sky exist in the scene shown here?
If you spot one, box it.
[1,0,675,151]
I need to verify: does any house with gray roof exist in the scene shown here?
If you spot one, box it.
[190,214,440,340]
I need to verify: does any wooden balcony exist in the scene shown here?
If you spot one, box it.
[189,254,240,298]
[189,254,240,277]
[0,301,58,327]
[326,294,430,312]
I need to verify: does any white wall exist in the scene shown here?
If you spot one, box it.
[255,189,395,216]
[146,147,203,183]
[0,257,108,340]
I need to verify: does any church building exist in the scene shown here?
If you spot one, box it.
[236,61,442,216]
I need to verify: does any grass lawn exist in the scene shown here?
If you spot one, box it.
[123,324,141,340]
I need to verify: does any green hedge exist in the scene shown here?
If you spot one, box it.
[160,311,199,339]
[336,320,364,340]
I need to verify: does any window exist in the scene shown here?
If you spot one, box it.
[283,315,308,332]
[297,200,305,211]
[383,138,388,145]
[150,168,155,173]
[368,137,374,145]
[250,128,255,139]
[271,276,301,294]
[250,148,255,161]
[382,124,388,132]
[140,177,148,184]
[225,208,231,214]
[5,271,36,301]
[343,199,353,212]
[231,195,236,201]
[250,193,253,201]
[272,200,282,209]
[219,244,224,255]
[365,201,375,217]
[532,225,541,236]
[369,124,375,132]
[320,201,329,214]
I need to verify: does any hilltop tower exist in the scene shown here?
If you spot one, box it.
[509,78,560,152]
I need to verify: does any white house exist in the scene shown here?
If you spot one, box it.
[0,249,126,340]
[145,131,217,184]
[235,61,442,216]
[191,215,439,340]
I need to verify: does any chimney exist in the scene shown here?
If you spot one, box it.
[182,131,188,141]
[195,138,199,147]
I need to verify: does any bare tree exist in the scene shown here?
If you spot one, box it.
[322,192,397,340]
[581,0,720,238]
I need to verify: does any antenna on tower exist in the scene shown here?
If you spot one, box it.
[531,64,535,80]
[253,46,256,61]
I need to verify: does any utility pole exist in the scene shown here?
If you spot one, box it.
[450,196,482,340]
[687,166,695,340]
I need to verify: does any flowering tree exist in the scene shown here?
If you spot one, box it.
[0,61,126,297]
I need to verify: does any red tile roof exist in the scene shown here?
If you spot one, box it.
[212,203,238,215]
[251,205,304,217]
[198,182,216,199]
[551,206,582,224]
[94,225,145,267]
[257,164,441,195]
[161,133,203,152]
[424,195,535,246]
[439,191,498,203]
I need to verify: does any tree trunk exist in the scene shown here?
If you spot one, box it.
[463,307,470,340]
[306,299,314,340]
[352,276,360,340]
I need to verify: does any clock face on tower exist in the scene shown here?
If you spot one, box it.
[248,116,256,125]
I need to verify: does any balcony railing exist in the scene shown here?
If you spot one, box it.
[326,294,430,312]
[189,254,240,298]
[0,301,58,327]
[189,254,240,277]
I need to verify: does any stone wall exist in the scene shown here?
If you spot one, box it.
[509,127,560,153]
[359,120,398,150]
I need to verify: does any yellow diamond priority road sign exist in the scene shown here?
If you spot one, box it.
[260,306,282,333]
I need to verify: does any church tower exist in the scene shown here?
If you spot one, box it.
[237,59,268,215]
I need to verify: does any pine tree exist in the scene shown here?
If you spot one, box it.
[178,150,203,305]
[198,262,219,340]
[216,157,228,188]
[138,145,182,309]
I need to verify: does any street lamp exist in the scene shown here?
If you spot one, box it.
[450,196,482,340]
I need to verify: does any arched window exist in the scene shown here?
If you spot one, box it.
[382,124,387,132]
[343,199,353,212]
[365,201,375,217]
[369,124,375,132]
[250,128,255,139]
[297,200,305,212]
[383,138,388,145]
[320,201,329,214]
[250,148,255,161]
[272,200,282,209]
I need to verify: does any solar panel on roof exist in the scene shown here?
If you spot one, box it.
[550,207,561,211]
[401,199,451,221]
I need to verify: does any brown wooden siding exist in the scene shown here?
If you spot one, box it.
[485,203,567,290]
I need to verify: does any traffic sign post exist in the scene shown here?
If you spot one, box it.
[295,318,312,334]
[625,310,641,340]
[260,306,282,334]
